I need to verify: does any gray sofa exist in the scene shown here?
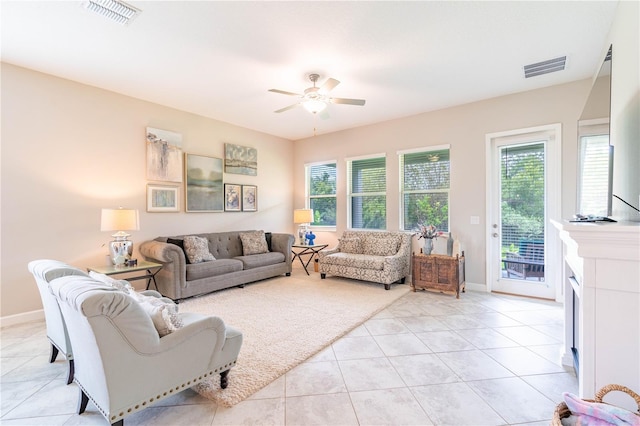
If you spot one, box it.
[140,230,294,301]
[319,230,411,290]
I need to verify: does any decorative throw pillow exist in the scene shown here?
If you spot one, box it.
[167,238,191,264]
[239,230,269,255]
[339,237,362,254]
[183,236,215,263]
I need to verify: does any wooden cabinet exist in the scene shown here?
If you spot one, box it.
[411,252,465,298]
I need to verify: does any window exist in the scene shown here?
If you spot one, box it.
[347,155,386,229]
[578,134,611,216]
[306,162,337,227]
[400,147,450,232]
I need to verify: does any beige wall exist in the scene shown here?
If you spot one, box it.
[1,64,293,319]
[293,80,591,289]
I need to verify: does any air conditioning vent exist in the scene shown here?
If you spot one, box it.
[524,56,566,78]
[82,0,140,25]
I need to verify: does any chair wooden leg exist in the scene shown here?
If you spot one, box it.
[49,343,59,363]
[66,360,74,385]
[77,388,89,414]
[220,370,229,389]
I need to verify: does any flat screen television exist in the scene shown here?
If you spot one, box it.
[575,45,614,222]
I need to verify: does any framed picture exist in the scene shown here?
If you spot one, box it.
[224,184,242,211]
[242,185,257,211]
[185,154,224,212]
[224,143,257,176]
[147,184,179,212]
[146,127,183,183]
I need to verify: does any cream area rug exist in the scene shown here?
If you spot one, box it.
[179,270,410,407]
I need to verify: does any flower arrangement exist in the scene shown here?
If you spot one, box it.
[415,224,441,240]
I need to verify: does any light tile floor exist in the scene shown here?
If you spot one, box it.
[1,273,576,425]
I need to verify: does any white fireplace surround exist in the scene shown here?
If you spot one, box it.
[552,219,640,411]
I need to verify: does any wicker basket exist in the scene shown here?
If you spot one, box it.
[552,384,640,426]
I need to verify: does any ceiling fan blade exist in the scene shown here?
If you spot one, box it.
[330,97,366,106]
[319,78,340,94]
[269,89,302,97]
[274,103,300,113]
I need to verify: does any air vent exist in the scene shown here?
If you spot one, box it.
[524,56,566,78]
[82,0,140,25]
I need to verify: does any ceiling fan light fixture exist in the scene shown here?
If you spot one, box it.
[303,99,327,114]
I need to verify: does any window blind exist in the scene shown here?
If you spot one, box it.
[348,156,386,229]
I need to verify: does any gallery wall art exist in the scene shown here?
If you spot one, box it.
[224,184,242,211]
[185,154,224,212]
[225,143,257,176]
[242,185,257,211]
[147,184,179,212]
[146,127,183,182]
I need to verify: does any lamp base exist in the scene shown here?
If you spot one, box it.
[108,238,133,266]
[297,225,308,245]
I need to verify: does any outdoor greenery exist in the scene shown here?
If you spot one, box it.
[309,165,337,226]
[501,144,545,256]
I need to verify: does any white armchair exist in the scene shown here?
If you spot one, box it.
[49,274,242,426]
[27,259,90,384]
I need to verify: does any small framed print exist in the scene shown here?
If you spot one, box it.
[242,185,257,211]
[224,183,242,211]
[147,184,179,212]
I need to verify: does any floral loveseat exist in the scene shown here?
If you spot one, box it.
[318,231,411,290]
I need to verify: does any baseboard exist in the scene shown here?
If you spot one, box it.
[464,282,487,292]
[0,309,44,328]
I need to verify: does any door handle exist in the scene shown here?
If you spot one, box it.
[492,233,499,238]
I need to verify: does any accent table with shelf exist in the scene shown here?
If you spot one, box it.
[411,252,465,298]
[87,260,163,291]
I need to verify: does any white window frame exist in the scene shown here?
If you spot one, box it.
[305,160,338,229]
[398,145,451,232]
[346,153,387,230]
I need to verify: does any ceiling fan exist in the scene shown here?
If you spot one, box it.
[269,73,366,117]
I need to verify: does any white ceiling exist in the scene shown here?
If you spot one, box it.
[1,1,618,140]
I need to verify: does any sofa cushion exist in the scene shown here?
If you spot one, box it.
[361,233,401,257]
[167,238,191,264]
[239,230,269,255]
[186,259,243,281]
[235,252,285,270]
[184,236,216,263]
[339,237,361,254]
[322,253,386,271]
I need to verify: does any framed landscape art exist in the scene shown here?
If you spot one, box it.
[185,154,224,212]
[224,143,257,176]
[242,185,257,211]
[147,184,179,212]
[224,184,242,211]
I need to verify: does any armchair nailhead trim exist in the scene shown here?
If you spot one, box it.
[80,358,239,424]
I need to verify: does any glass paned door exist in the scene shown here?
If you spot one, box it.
[490,137,555,299]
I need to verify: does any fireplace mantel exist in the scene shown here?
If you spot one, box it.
[552,219,640,411]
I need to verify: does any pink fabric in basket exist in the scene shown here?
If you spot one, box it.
[563,392,640,426]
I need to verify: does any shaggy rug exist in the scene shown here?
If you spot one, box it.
[179,271,410,407]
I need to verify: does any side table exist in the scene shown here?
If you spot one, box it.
[291,244,328,275]
[411,252,465,298]
[87,260,163,291]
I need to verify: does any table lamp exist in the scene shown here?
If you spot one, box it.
[101,207,139,266]
[293,208,313,245]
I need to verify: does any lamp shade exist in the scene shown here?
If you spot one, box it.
[293,208,314,224]
[302,100,327,114]
[101,208,139,232]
